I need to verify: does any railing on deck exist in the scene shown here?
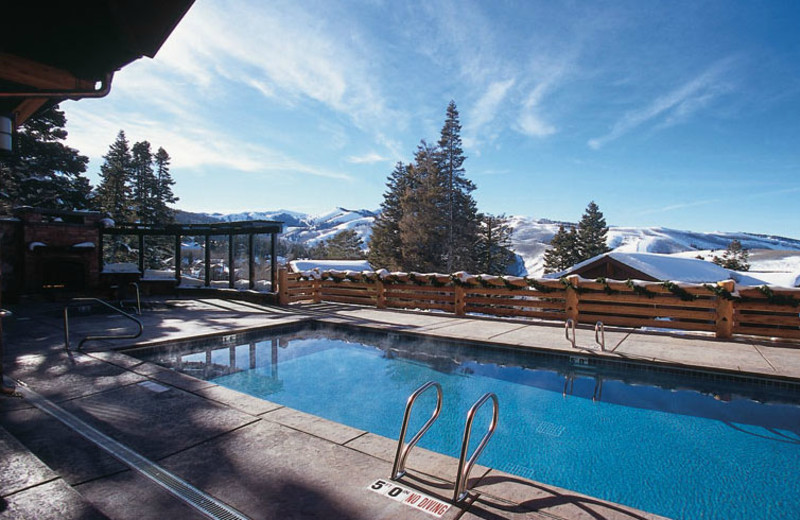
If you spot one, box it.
[278,269,800,342]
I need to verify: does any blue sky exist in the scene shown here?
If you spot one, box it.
[63,0,800,238]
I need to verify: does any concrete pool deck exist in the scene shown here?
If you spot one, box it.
[1,296,799,519]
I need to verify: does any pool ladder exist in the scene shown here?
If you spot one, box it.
[391,381,499,503]
[565,319,606,351]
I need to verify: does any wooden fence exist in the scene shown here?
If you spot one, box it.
[278,268,800,342]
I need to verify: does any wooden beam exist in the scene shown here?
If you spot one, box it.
[12,98,49,126]
[0,53,96,90]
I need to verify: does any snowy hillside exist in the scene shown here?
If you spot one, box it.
[282,208,377,246]
[179,208,800,282]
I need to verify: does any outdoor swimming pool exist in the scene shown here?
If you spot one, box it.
[131,324,800,520]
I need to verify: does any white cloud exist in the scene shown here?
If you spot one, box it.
[188,2,388,127]
[346,152,389,164]
[516,83,557,137]
[64,105,351,181]
[589,57,737,149]
[466,79,515,140]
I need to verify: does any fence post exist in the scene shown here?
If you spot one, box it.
[278,268,289,306]
[454,283,466,316]
[715,280,735,339]
[312,277,322,303]
[565,275,580,323]
[376,278,386,309]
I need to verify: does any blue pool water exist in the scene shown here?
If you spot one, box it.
[134,326,800,520]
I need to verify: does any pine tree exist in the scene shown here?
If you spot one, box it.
[0,104,91,213]
[131,140,156,223]
[153,147,177,224]
[576,201,610,261]
[316,230,365,260]
[436,100,479,272]
[475,213,517,275]
[399,141,447,272]
[713,240,750,271]
[543,225,580,274]
[368,162,410,270]
[94,130,133,221]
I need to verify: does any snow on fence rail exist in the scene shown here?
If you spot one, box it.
[278,268,800,342]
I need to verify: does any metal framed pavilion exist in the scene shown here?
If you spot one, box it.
[101,220,283,291]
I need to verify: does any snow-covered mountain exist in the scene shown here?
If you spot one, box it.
[283,208,377,246]
[178,208,800,280]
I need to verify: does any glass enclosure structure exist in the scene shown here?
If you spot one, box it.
[100,220,283,292]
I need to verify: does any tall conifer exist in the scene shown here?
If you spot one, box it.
[577,201,610,261]
[131,140,156,223]
[436,100,479,272]
[399,142,447,272]
[543,225,581,274]
[0,105,91,212]
[368,162,410,270]
[475,213,516,275]
[153,147,177,224]
[94,130,133,221]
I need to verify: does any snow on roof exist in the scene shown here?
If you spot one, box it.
[551,252,767,285]
[289,259,372,272]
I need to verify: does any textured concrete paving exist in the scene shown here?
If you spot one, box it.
[2,296,798,519]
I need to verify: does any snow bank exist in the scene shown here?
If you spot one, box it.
[290,259,371,272]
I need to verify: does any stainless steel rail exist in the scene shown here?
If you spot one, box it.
[391,381,443,480]
[565,318,576,348]
[64,298,143,350]
[594,321,605,351]
[453,392,499,503]
[124,281,142,315]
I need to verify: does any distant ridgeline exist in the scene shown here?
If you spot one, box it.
[175,208,800,278]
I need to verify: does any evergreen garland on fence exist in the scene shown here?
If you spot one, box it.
[661,281,696,301]
[757,285,800,307]
[625,279,656,298]
[525,278,560,293]
[702,283,739,301]
[559,277,586,293]
[595,277,619,295]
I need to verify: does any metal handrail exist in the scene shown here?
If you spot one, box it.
[391,381,443,480]
[64,298,143,351]
[125,282,142,315]
[565,318,576,348]
[594,321,605,351]
[453,392,499,503]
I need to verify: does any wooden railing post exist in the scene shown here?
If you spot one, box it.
[454,283,466,316]
[565,275,580,323]
[715,280,735,339]
[278,268,289,305]
[376,278,386,309]
[312,277,321,303]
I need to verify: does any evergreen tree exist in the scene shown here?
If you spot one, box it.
[713,240,750,271]
[0,104,91,213]
[368,162,409,270]
[576,201,610,261]
[399,141,447,272]
[475,213,517,275]
[131,140,156,223]
[543,225,580,274]
[436,100,479,272]
[313,230,365,260]
[153,147,178,224]
[94,130,133,221]
[368,102,481,274]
